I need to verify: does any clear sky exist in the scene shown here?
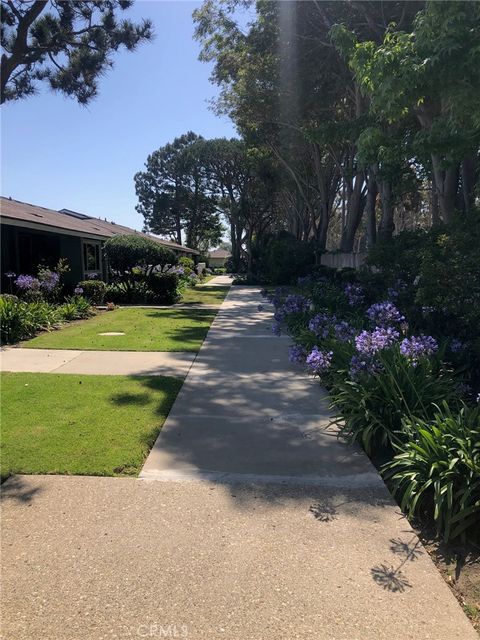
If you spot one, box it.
[1,0,237,231]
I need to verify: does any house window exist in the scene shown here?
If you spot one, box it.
[83,242,101,273]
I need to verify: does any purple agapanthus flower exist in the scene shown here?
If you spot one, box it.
[344,283,364,306]
[333,321,355,342]
[306,347,333,375]
[74,286,84,295]
[271,322,282,336]
[349,355,383,379]
[308,312,336,339]
[15,274,40,290]
[355,327,399,356]
[282,294,311,314]
[450,339,465,353]
[366,301,405,326]
[39,270,60,292]
[288,344,306,364]
[400,335,438,365]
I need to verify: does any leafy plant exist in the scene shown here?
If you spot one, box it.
[77,280,107,305]
[384,403,480,542]
[331,348,457,455]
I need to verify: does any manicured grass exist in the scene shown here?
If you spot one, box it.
[180,285,229,306]
[24,307,216,351]
[0,372,182,478]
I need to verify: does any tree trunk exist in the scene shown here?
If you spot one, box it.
[431,155,459,223]
[365,171,377,248]
[339,173,366,252]
[430,180,440,226]
[377,180,394,241]
[461,152,476,213]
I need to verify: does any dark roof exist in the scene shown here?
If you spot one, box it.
[208,249,231,258]
[0,197,199,255]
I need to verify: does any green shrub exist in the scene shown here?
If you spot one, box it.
[331,348,457,456]
[264,233,315,284]
[385,403,480,543]
[77,280,107,305]
[416,211,480,340]
[104,234,177,275]
[365,229,431,285]
[147,273,179,304]
[178,256,195,271]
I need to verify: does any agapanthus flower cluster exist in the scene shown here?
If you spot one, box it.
[306,347,333,375]
[387,279,407,300]
[333,321,355,342]
[282,294,312,314]
[344,283,364,306]
[14,274,41,290]
[308,312,336,339]
[39,270,60,293]
[450,339,465,354]
[355,327,400,356]
[366,301,405,326]
[349,354,383,379]
[400,335,438,365]
[271,322,282,336]
[288,344,306,364]
[74,286,84,295]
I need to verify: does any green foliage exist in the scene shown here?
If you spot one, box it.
[1,1,153,105]
[0,295,92,344]
[134,132,223,249]
[77,280,107,305]
[385,403,480,543]
[178,256,195,271]
[263,233,315,284]
[147,273,180,305]
[332,348,457,456]
[416,212,480,339]
[104,234,177,275]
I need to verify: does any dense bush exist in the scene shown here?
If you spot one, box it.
[104,234,177,275]
[147,273,179,304]
[385,403,480,543]
[77,280,107,305]
[263,232,315,284]
[416,212,480,341]
[0,295,93,344]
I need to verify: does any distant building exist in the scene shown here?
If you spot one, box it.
[207,248,231,269]
[0,197,198,288]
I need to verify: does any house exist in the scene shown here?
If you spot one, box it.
[0,197,199,289]
[207,248,231,269]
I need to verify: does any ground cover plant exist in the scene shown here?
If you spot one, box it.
[0,372,182,479]
[25,307,216,352]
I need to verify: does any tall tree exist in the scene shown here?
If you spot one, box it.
[1,0,152,104]
[134,132,223,250]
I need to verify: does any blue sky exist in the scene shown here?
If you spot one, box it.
[1,0,237,230]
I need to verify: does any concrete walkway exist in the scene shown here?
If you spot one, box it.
[0,347,196,377]
[1,284,476,639]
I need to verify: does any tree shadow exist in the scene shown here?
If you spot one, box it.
[1,475,43,504]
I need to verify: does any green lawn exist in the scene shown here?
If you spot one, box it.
[180,284,229,306]
[0,372,182,479]
[24,307,216,351]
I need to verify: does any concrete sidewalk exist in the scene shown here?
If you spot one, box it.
[0,347,196,377]
[1,284,476,639]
